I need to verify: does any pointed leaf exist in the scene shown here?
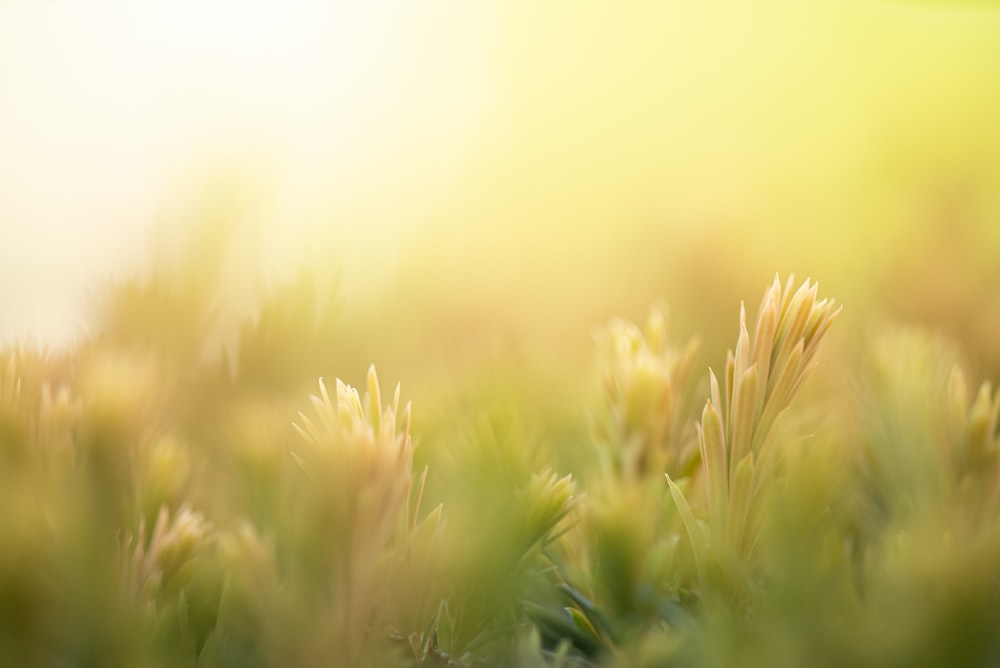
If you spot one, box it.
[667,475,706,586]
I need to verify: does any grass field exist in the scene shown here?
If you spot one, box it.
[2,1,1000,666]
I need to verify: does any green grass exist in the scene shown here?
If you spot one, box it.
[0,268,998,668]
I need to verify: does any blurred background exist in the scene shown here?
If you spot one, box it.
[2,0,999,395]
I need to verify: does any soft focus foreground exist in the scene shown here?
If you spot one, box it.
[2,271,999,666]
[2,1,1000,667]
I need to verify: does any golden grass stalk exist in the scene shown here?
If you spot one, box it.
[292,364,415,662]
[597,308,701,480]
[675,276,840,583]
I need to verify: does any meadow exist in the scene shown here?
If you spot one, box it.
[2,1,1000,666]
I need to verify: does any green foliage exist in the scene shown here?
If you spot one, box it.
[1,270,999,667]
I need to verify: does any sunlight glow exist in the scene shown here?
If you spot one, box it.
[0,0,499,344]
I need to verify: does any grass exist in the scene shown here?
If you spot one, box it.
[0,268,998,668]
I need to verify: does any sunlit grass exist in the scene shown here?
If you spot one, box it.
[2,1,1000,665]
[1,259,999,665]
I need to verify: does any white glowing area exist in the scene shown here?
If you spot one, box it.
[0,0,497,344]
